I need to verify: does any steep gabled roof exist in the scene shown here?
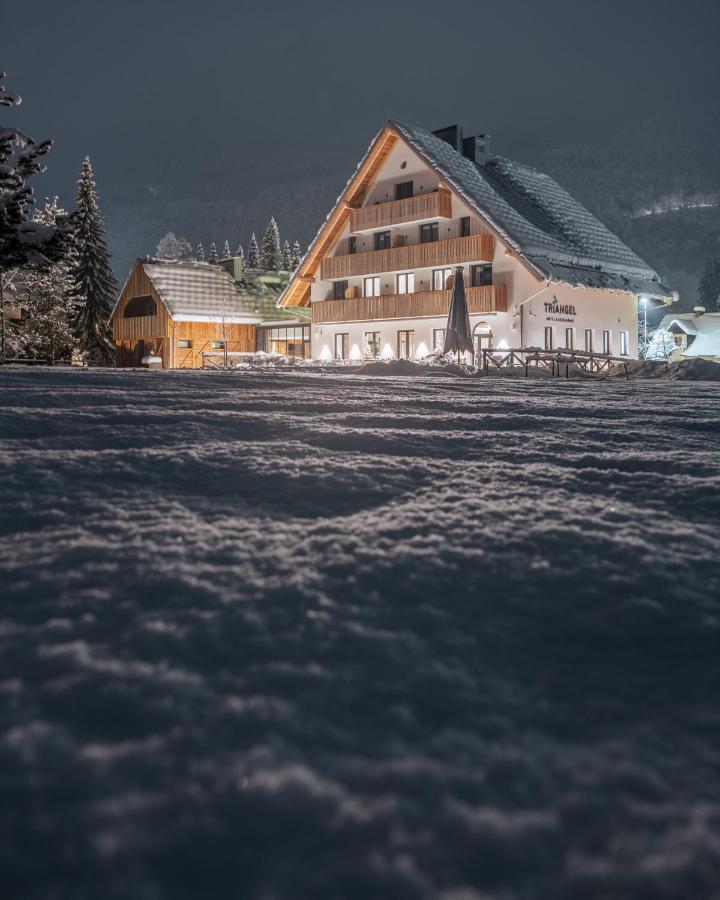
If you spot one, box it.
[278,120,674,308]
[114,258,301,324]
[658,312,720,357]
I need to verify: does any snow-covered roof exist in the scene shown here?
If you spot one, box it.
[657,312,720,358]
[390,120,674,300]
[117,259,300,324]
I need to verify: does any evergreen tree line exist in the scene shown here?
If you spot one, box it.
[1,71,116,365]
[161,217,304,272]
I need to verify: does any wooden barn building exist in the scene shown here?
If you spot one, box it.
[111,256,310,368]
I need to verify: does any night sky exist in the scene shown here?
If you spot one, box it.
[2,0,719,250]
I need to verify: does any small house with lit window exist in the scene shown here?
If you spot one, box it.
[277,120,674,361]
[111,256,310,368]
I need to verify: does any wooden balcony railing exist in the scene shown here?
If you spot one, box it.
[350,188,452,232]
[312,284,507,324]
[320,233,496,281]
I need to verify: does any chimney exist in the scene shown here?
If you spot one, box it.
[432,124,464,152]
[462,133,492,164]
[693,306,706,317]
[219,256,244,281]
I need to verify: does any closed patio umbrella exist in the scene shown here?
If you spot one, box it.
[443,266,474,361]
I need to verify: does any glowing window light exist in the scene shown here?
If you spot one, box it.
[415,341,430,360]
[319,345,332,361]
[380,343,395,360]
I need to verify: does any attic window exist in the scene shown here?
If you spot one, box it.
[124,296,157,318]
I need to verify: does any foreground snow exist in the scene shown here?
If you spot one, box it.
[2,368,720,900]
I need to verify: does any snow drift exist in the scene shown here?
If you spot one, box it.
[1,368,719,900]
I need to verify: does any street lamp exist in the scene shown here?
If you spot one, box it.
[640,297,648,358]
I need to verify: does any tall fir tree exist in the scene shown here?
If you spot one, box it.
[70,157,116,366]
[260,217,281,270]
[698,255,720,311]
[247,233,260,268]
[208,242,218,264]
[1,70,70,360]
[223,239,231,258]
[281,239,292,270]
[155,232,193,260]
[291,240,303,270]
[18,197,79,362]
[196,242,205,262]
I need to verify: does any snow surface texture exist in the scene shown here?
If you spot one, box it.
[2,368,720,900]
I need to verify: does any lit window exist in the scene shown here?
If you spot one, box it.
[585,329,593,352]
[396,273,414,294]
[432,329,446,351]
[397,330,414,359]
[334,333,349,360]
[364,276,380,297]
[364,332,381,357]
[603,330,612,355]
[178,339,192,349]
[211,340,225,349]
[620,331,629,356]
[433,268,453,290]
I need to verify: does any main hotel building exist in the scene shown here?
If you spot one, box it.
[278,121,674,361]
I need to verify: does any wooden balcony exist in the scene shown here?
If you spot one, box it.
[350,188,452,232]
[312,284,507,324]
[320,233,496,281]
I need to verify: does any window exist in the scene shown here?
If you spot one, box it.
[397,330,414,359]
[471,264,492,287]
[211,340,225,349]
[544,327,554,350]
[364,331,381,357]
[178,339,192,349]
[565,328,574,350]
[334,333,349,360]
[585,329,593,353]
[348,236,357,255]
[396,273,414,294]
[620,330,629,356]
[123,296,157,318]
[603,330,612,354]
[395,180,413,200]
[460,216,471,237]
[333,280,348,300]
[433,268,453,290]
[363,276,380,297]
[432,329,446,351]
[374,231,391,251]
[420,222,439,244]
[261,326,310,358]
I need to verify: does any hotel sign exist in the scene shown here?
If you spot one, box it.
[544,295,576,323]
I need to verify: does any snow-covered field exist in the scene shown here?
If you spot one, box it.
[2,368,720,900]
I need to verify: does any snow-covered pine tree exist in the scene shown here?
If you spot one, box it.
[291,240,303,270]
[260,217,281,270]
[70,157,117,366]
[208,242,218,264]
[281,239,292,270]
[247,233,260,268]
[699,255,720,311]
[155,232,194,260]
[196,242,205,261]
[0,71,70,361]
[223,239,231,258]
[18,198,78,363]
